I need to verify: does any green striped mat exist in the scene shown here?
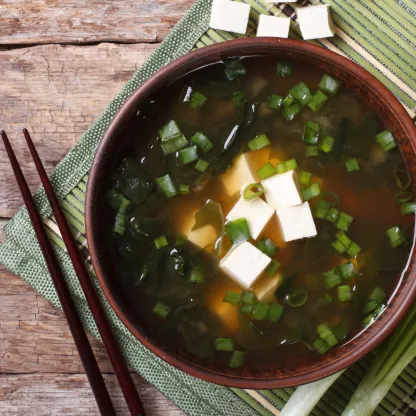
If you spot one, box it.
[1,1,416,415]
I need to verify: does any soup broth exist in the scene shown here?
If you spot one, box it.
[106,57,413,370]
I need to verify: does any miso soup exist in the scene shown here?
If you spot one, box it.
[106,57,414,370]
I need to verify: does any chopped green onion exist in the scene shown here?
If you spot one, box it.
[319,74,341,96]
[240,304,253,315]
[347,242,361,257]
[266,259,281,276]
[153,302,170,319]
[282,103,301,121]
[376,130,396,152]
[268,303,284,322]
[195,159,209,173]
[317,324,338,347]
[314,200,330,219]
[191,132,213,153]
[159,120,181,142]
[179,184,191,195]
[305,145,319,157]
[338,285,352,302]
[394,170,411,190]
[332,323,348,341]
[307,90,328,112]
[189,91,207,109]
[161,135,188,155]
[241,291,256,305]
[319,135,335,153]
[363,303,385,326]
[303,121,320,145]
[113,198,131,235]
[179,146,198,165]
[277,158,298,173]
[332,239,347,254]
[214,338,234,352]
[243,183,264,201]
[302,182,321,201]
[226,218,251,244]
[224,58,246,80]
[256,237,278,257]
[268,94,283,109]
[396,191,413,203]
[251,302,271,320]
[229,350,246,368]
[175,235,187,245]
[321,191,340,207]
[336,231,352,248]
[401,202,416,214]
[290,82,312,105]
[156,174,177,198]
[336,212,353,232]
[313,338,330,355]
[106,189,130,212]
[248,134,271,151]
[345,158,360,172]
[286,288,308,307]
[257,162,277,180]
[232,91,246,107]
[326,207,339,223]
[277,61,293,77]
[323,268,342,289]
[386,226,404,248]
[281,93,295,108]
[154,236,168,249]
[189,266,204,283]
[223,290,241,305]
[299,171,312,186]
[338,262,356,280]
[364,300,380,314]
[369,287,386,304]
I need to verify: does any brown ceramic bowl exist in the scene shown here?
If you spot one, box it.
[86,38,416,388]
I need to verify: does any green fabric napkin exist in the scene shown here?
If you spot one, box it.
[1,0,415,415]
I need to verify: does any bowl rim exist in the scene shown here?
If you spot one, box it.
[86,37,416,388]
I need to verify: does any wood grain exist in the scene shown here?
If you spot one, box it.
[0,0,193,45]
[0,43,157,217]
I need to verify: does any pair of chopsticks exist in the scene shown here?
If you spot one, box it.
[1,130,146,416]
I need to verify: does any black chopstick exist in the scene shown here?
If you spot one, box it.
[1,130,116,416]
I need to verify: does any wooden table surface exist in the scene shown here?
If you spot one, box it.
[0,1,194,414]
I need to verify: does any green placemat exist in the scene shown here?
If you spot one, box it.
[1,1,416,415]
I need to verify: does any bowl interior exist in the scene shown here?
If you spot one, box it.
[86,38,416,388]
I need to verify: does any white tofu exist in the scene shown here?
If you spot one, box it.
[253,273,284,302]
[262,170,302,210]
[276,202,317,242]
[220,242,271,289]
[220,153,257,197]
[226,197,274,240]
[209,0,250,35]
[257,15,290,38]
[188,224,218,249]
[297,5,335,40]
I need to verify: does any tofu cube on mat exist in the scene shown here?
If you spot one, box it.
[297,5,335,40]
[226,197,274,240]
[220,241,272,289]
[221,153,257,197]
[262,170,303,210]
[209,0,250,35]
[256,15,291,38]
[276,202,317,242]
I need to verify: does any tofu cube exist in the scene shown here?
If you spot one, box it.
[276,202,317,242]
[253,273,284,302]
[262,170,302,210]
[257,15,290,38]
[209,0,250,34]
[220,153,257,197]
[297,5,335,40]
[226,197,274,240]
[188,224,218,249]
[220,242,271,289]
